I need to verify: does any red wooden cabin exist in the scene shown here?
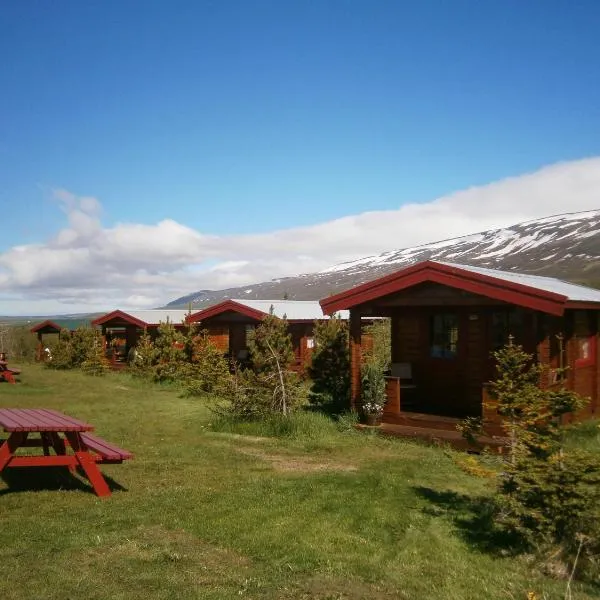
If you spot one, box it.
[320,260,600,435]
[187,299,349,372]
[91,309,190,368]
[30,319,91,361]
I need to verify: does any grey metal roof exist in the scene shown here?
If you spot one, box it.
[439,262,600,303]
[229,299,348,320]
[122,309,191,325]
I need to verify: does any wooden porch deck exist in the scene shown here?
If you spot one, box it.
[358,411,508,452]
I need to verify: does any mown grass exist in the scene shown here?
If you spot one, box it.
[1,365,598,599]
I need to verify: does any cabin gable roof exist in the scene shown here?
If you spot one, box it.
[188,299,349,324]
[188,300,268,324]
[320,261,600,317]
[92,310,148,328]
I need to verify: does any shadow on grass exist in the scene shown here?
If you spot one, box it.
[413,486,523,555]
[0,466,127,496]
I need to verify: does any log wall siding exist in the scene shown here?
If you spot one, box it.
[288,323,316,374]
[393,313,420,363]
[570,310,598,418]
[205,326,229,353]
[465,312,487,416]
[384,377,401,417]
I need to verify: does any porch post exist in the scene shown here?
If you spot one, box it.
[36,332,43,361]
[125,325,138,352]
[349,310,362,411]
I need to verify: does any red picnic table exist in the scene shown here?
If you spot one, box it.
[0,360,20,384]
[0,409,132,497]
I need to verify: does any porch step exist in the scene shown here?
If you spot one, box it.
[360,422,508,452]
[384,411,464,432]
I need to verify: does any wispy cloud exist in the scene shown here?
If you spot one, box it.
[1,157,600,315]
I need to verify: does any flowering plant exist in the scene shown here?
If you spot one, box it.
[361,401,384,415]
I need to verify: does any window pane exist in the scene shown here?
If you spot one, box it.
[430,314,458,358]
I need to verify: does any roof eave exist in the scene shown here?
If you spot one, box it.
[91,310,148,328]
[188,300,268,323]
[30,320,62,334]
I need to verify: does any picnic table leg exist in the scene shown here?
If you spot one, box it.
[65,432,111,497]
[75,451,111,497]
[0,432,27,471]
[48,432,74,473]
[40,432,52,456]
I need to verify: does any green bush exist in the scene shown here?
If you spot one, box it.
[46,329,75,369]
[151,320,188,383]
[80,330,109,376]
[183,331,231,396]
[46,327,104,371]
[214,367,308,421]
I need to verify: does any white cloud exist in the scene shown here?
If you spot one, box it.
[1,158,600,315]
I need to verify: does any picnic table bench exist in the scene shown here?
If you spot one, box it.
[0,360,20,384]
[0,408,132,497]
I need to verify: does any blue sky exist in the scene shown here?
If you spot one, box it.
[1,1,600,314]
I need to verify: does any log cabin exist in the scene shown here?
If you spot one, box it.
[30,319,91,361]
[320,260,600,436]
[91,309,190,367]
[187,299,349,373]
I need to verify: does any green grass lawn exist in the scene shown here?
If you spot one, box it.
[1,365,599,600]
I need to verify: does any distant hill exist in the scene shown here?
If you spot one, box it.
[166,209,600,309]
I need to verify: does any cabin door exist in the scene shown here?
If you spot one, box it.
[420,310,484,418]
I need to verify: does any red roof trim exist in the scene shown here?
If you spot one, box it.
[30,320,62,334]
[187,300,268,324]
[91,310,148,328]
[320,261,569,316]
[565,301,600,310]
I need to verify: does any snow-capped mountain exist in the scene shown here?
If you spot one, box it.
[166,210,600,308]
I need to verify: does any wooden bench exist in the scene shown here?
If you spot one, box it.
[79,432,133,464]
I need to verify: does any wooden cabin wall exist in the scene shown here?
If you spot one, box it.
[391,308,486,417]
[390,306,537,418]
[536,311,598,421]
[288,323,315,373]
[228,323,247,359]
[203,325,229,353]
[570,310,599,418]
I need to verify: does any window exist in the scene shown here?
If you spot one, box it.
[491,310,523,349]
[575,335,596,368]
[430,313,459,358]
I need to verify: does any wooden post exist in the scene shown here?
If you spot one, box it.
[36,332,43,361]
[349,310,362,411]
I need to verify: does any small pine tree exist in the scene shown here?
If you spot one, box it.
[184,330,231,395]
[362,319,391,371]
[307,316,350,412]
[70,327,101,367]
[249,311,295,375]
[45,328,75,369]
[80,330,109,376]
[245,312,304,416]
[128,329,156,378]
[152,320,187,383]
[489,341,600,580]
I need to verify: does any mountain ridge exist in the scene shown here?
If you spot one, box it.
[166,209,600,309]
